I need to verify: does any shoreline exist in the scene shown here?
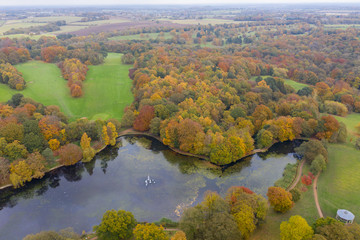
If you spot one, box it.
[0,144,107,191]
[0,129,305,191]
[117,128,303,167]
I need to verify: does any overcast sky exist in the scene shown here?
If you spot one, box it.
[0,0,358,6]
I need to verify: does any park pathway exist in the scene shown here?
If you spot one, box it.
[313,174,324,218]
[287,160,305,191]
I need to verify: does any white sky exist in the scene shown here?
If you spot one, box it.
[0,0,358,6]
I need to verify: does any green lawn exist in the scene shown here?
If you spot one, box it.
[333,113,360,136]
[284,79,309,91]
[317,143,360,220]
[0,53,133,121]
[316,113,360,221]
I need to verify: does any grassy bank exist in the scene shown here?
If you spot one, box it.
[316,113,360,220]
[0,53,133,121]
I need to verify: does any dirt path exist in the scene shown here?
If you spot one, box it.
[287,159,305,191]
[313,174,324,218]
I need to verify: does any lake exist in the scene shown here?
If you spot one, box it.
[0,136,300,239]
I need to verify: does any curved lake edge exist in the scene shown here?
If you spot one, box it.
[117,128,308,168]
[0,128,307,191]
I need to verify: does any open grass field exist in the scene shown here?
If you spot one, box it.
[0,53,133,121]
[316,113,360,221]
[109,32,173,41]
[161,18,236,25]
[317,143,360,220]
[284,79,309,91]
[0,17,132,39]
[333,113,360,135]
[0,22,47,35]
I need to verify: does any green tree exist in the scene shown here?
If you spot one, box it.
[280,215,314,240]
[296,140,328,164]
[0,122,24,142]
[179,191,241,240]
[310,155,327,175]
[23,132,47,153]
[289,188,301,202]
[94,209,137,240]
[256,129,273,148]
[42,148,56,167]
[133,223,168,240]
[4,140,28,161]
[315,221,353,240]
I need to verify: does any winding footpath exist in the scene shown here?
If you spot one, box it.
[313,174,324,218]
[287,159,305,191]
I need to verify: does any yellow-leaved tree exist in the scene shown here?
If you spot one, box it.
[80,133,96,162]
[280,215,314,240]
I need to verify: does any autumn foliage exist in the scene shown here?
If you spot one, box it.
[301,175,312,186]
[0,63,26,90]
[59,58,88,98]
[133,105,155,131]
[267,186,293,213]
[58,143,83,166]
[41,46,67,63]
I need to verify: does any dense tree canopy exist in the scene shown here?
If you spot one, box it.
[94,209,137,240]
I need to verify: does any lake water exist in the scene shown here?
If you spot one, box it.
[0,136,300,239]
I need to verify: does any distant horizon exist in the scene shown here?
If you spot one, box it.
[0,0,359,7]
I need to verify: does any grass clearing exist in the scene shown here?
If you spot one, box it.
[249,76,309,91]
[284,79,309,91]
[0,53,133,121]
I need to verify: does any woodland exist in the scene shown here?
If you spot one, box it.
[1,4,360,240]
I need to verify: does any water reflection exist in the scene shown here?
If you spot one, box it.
[0,136,299,240]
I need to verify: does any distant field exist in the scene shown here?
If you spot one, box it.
[0,22,47,35]
[109,32,173,41]
[324,24,360,29]
[74,18,130,26]
[0,16,132,38]
[20,16,82,23]
[0,53,133,121]
[162,18,236,25]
